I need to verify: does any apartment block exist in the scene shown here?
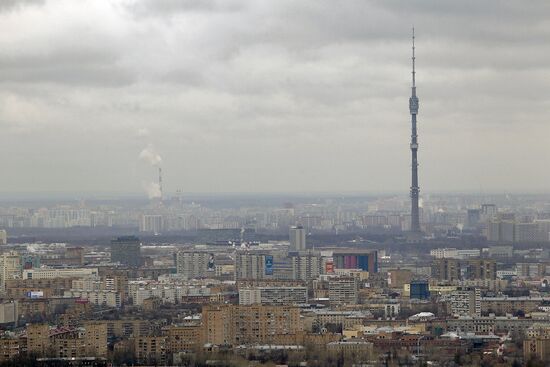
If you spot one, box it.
[202,304,302,345]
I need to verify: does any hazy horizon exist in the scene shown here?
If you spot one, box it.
[1,189,549,202]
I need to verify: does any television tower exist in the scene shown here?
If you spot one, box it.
[409,28,421,233]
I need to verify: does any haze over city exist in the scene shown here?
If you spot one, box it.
[1,0,549,196]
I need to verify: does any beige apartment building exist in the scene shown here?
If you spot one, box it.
[202,304,303,345]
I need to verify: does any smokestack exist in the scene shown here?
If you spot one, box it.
[158,167,163,203]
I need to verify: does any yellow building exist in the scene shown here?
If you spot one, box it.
[524,337,550,362]
[327,340,373,360]
[5,277,75,297]
[83,322,108,357]
[104,318,159,338]
[50,329,85,359]
[387,269,412,289]
[0,252,22,293]
[0,337,19,362]
[481,297,542,315]
[26,323,50,355]
[24,322,107,359]
[135,336,167,365]
[202,304,303,345]
[166,324,203,352]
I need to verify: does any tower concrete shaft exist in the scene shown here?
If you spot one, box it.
[409,28,421,233]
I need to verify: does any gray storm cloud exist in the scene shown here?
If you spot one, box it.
[0,0,549,194]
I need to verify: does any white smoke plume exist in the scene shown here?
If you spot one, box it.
[139,144,162,166]
[144,182,162,199]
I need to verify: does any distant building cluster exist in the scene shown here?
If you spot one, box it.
[1,197,550,250]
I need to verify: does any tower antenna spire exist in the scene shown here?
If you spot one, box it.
[412,27,416,88]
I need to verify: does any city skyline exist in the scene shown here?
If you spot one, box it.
[1,1,549,195]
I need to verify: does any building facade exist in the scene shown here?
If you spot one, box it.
[110,236,141,267]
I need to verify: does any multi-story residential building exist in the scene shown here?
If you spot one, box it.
[387,269,412,289]
[430,248,459,259]
[487,221,516,243]
[26,323,50,355]
[305,309,372,330]
[0,336,19,362]
[328,276,358,306]
[234,251,271,280]
[517,263,547,278]
[431,259,460,282]
[135,336,167,365]
[327,340,373,359]
[139,214,164,234]
[526,323,550,338]
[25,322,107,358]
[103,318,165,339]
[0,252,21,293]
[481,204,497,221]
[524,337,550,363]
[515,223,539,242]
[488,245,514,258]
[447,315,544,335]
[458,279,508,292]
[202,304,302,345]
[291,252,323,282]
[466,259,497,280]
[238,286,308,306]
[5,278,75,297]
[430,248,481,259]
[536,220,550,242]
[83,322,108,357]
[0,301,18,325]
[22,268,98,280]
[480,297,548,315]
[63,290,121,308]
[166,324,203,353]
[289,226,306,252]
[40,247,84,267]
[176,251,213,280]
[447,287,481,317]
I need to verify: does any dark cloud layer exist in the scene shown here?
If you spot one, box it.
[0,0,548,194]
[0,0,44,12]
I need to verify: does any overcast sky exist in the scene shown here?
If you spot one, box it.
[0,0,549,196]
